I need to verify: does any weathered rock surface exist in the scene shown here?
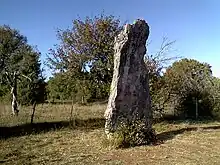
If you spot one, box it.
[104,19,153,138]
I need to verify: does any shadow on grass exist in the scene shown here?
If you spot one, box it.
[1,115,220,145]
[153,114,220,125]
[0,118,105,139]
[157,125,220,142]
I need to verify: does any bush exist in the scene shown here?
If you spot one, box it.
[105,119,157,148]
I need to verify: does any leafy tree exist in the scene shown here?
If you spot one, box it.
[47,72,76,101]
[163,58,214,118]
[47,13,122,102]
[209,77,220,118]
[17,45,46,105]
[0,25,45,115]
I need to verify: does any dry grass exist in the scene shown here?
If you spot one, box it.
[0,103,105,126]
[1,103,220,164]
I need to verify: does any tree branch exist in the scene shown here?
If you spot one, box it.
[21,74,32,81]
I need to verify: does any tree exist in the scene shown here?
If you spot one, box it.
[17,46,46,122]
[163,58,214,118]
[209,77,220,118]
[0,25,44,115]
[145,37,180,116]
[47,72,77,101]
[47,13,122,102]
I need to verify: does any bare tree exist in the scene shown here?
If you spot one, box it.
[145,37,180,76]
[145,37,181,117]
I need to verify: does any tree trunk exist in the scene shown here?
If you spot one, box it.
[31,102,37,124]
[81,96,84,104]
[11,84,19,116]
[69,99,75,127]
[195,97,198,119]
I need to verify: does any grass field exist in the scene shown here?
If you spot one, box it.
[1,103,220,165]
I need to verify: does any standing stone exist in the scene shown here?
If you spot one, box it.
[104,20,155,143]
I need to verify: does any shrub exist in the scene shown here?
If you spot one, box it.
[105,119,157,148]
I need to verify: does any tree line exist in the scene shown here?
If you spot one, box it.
[1,14,220,119]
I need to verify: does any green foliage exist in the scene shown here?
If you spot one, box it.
[210,77,220,118]
[46,72,92,103]
[18,46,46,105]
[106,120,157,148]
[0,83,10,102]
[18,77,47,105]
[0,25,27,74]
[0,25,46,106]
[163,58,215,118]
[47,72,75,100]
[47,13,122,102]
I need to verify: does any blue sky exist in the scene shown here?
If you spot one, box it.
[1,0,220,78]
